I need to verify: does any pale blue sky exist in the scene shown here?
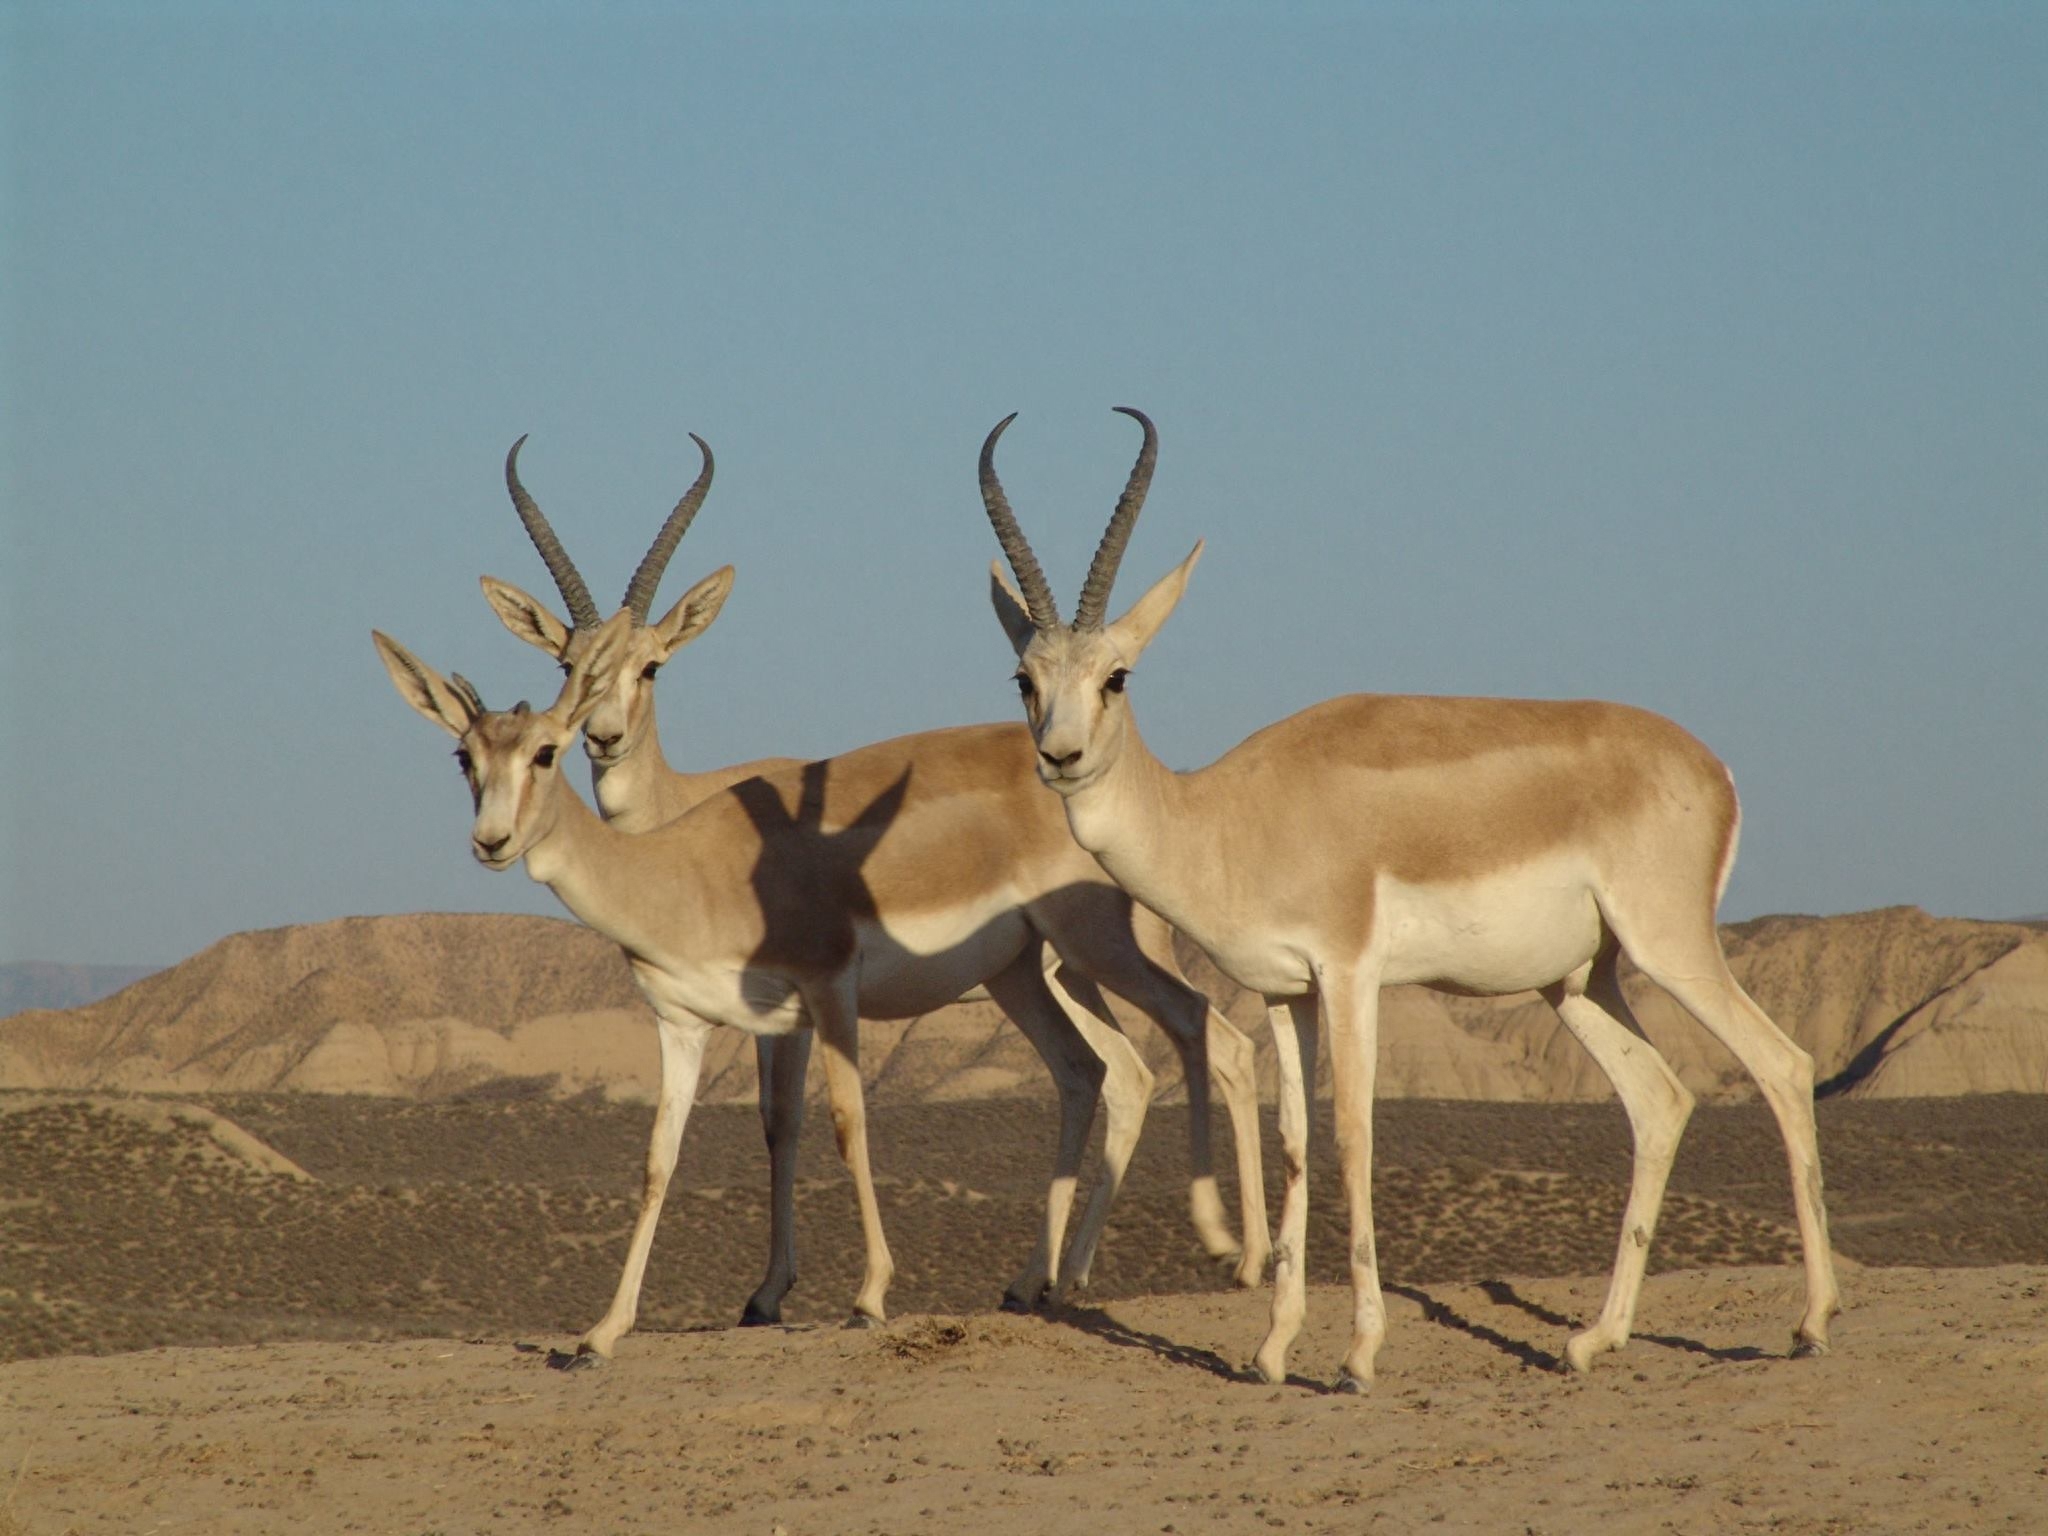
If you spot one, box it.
[4,2,2043,966]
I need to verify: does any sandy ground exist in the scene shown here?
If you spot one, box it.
[3,1093,2044,1532]
[4,1264,2044,1535]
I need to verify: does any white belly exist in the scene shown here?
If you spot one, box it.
[624,903,1037,1034]
[852,907,1034,1019]
[628,956,808,1037]
[1375,856,1605,995]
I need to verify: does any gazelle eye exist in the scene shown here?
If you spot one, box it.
[560,662,573,677]
[453,749,473,775]
[640,662,660,682]
[533,745,557,770]
[1014,673,1035,698]
[1104,668,1129,695]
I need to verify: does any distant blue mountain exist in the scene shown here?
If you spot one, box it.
[0,962,160,1019]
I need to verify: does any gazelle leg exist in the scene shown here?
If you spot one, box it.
[1106,909,1269,1282]
[580,1010,712,1361]
[1205,1006,1272,1287]
[807,979,895,1327]
[1038,963,1152,1296]
[741,1030,813,1325]
[1254,994,1318,1386]
[981,950,1120,1308]
[1542,951,1694,1371]
[1629,936,1841,1355]
[1317,964,1385,1392]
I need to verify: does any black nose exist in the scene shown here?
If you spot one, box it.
[1039,748,1082,771]
[476,833,510,859]
[587,730,621,753]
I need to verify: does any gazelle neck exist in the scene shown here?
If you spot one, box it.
[589,705,680,832]
[1057,715,1196,915]
[521,778,678,959]
[589,693,734,834]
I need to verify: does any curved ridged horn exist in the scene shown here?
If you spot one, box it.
[448,674,488,719]
[978,413,1060,630]
[505,436,602,630]
[621,433,714,622]
[1073,407,1158,630]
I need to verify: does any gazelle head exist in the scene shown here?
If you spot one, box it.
[479,433,735,770]
[373,612,632,869]
[979,407,1202,795]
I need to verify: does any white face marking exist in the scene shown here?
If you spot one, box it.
[1014,627,1137,795]
[567,624,664,766]
[459,710,579,870]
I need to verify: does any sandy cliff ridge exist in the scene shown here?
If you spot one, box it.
[2,906,2042,1103]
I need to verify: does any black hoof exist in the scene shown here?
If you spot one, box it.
[843,1311,880,1331]
[1335,1369,1369,1395]
[1001,1282,1051,1315]
[739,1302,781,1328]
[546,1348,604,1372]
[1791,1338,1830,1360]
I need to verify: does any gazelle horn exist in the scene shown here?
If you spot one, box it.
[978,413,1060,630]
[622,433,715,622]
[448,674,488,719]
[504,436,602,630]
[1073,406,1158,631]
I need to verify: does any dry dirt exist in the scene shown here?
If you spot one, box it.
[2,1093,2045,1532]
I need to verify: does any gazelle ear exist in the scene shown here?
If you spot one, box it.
[481,576,572,660]
[556,609,635,728]
[373,631,477,738]
[650,565,735,659]
[989,561,1038,657]
[1104,539,1203,665]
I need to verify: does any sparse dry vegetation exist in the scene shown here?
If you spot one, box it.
[4,1092,2041,1365]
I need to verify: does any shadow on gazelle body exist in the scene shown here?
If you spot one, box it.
[458,432,1270,1340]
[373,608,1264,1363]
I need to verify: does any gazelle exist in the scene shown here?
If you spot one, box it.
[975,408,1841,1392]
[471,435,1268,1320]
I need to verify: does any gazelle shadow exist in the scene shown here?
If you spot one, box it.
[1386,1281,1567,1373]
[1047,1302,1356,1395]
[730,761,912,1006]
[1449,1279,1769,1365]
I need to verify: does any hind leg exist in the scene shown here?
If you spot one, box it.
[1542,948,1695,1371]
[805,979,895,1326]
[1620,919,1841,1355]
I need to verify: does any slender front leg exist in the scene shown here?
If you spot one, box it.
[1543,954,1694,1371]
[980,951,1120,1308]
[1318,963,1386,1392]
[1038,963,1150,1297]
[741,1030,813,1325]
[580,1010,712,1361]
[1255,994,1318,1385]
[807,978,895,1326]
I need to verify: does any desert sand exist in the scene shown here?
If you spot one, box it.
[5,1265,2044,1536]
[2,1091,2045,1533]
